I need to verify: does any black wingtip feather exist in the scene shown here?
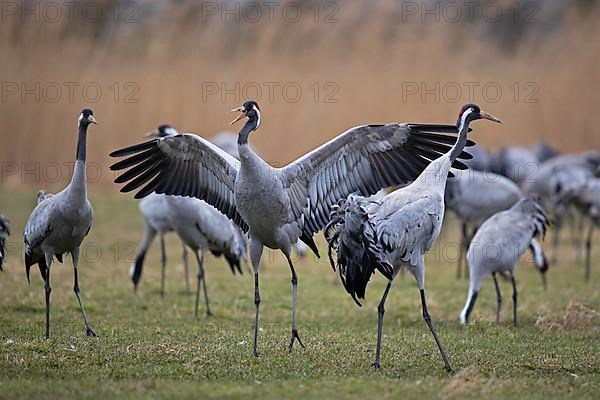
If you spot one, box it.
[109,140,158,158]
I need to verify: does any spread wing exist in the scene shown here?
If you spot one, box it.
[282,123,473,240]
[109,134,247,231]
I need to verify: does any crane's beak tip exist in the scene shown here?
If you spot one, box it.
[481,111,502,123]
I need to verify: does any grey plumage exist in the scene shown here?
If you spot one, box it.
[110,100,474,356]
[523,151,600,264]
[489,146,539,185]
[0,214,10,271]
[325,103,501,371]
[165,195,247,316]
[561,177,600,282]
[459,197,550,326]
[445,169,523,278]
[23,108,97,338]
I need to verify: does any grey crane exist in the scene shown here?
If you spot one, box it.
[24,109,97,338]
[459,197,550,326]
[445,169,523,278]
[0,214,10,271]
[325,103,501,371]
[489,146,539,185]
[461,143,490,171]
[109,100,474,356]
[130,192,191,295]
[523,152,600,263]
[165,195,247,317]
[561,177,600,282]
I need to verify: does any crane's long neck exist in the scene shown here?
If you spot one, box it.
[449,110,472,163]
[416,110,472,189]
[68,122,89,202]
[237,116,266,172]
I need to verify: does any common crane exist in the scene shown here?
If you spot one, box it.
[459,197,550,326]
[110,100,474,356]
[165,195,247,316]
[0,215,10,271]
[561,178,600,282]
[24,109,97,338]
[325,103,501,371]
[445,169,523,278]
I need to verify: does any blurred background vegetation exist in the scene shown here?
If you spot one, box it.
[1,0,599,191]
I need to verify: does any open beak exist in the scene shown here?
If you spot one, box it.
[229,106,246,126]
[88,115,98,124]
[480,111,502,123]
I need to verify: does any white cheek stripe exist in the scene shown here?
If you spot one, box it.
[253,105,261,130]
[460,108,473,129]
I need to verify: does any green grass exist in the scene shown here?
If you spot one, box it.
[0,190,598,399]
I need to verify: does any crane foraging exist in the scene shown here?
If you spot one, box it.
[325,103,501,371]
[24,109,97,338]
[459,197,550,326]
[110,100,474,357]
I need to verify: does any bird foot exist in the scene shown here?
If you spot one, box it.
[86,328,96,337]
[252,349,260,358]
[445,365,456,374]
[288,329,305,352]
[206,310,213,317]
[371,361,381,369]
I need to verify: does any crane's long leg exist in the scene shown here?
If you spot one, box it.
[414,260,453,373]
[284,252,304,352]
[373,280,392,369]
[194,250,211,317]
[585,220,594,283]
[182,242,190,293]
[131,221,156,293]
[250,239,263,357]
[72,247,96,337]
[160,234,167,298]
[456,223,468,279]
[510,272,518,327]
[492,272,502,324]
[43,252,53,339]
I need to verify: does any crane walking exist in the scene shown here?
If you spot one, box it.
[24,109,98,338]
[325,103,501,371]
[459,197,550,326]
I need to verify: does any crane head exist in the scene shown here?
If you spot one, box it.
[229,100,261,131]
[458,103,502,126]
[144,124,179,138]
[78,108,97,127]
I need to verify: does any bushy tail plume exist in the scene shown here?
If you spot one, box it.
[325,195,392,306]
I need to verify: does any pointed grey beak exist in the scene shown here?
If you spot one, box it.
[229,106,246,126]
[88,115,98,124]
[480,111,502,123]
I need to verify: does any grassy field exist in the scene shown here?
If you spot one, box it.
[0,190,598,399]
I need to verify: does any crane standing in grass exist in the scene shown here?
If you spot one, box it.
[24,109,98,338]
[325,104,501,371]
[459,197,550,326]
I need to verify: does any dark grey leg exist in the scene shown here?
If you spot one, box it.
[510,273,518,327]
[373,280,392,369]
[420,289,454,373]
[43,253,52,339]
[492,272,502,324]
[72,248,95,336]
[285,253,304,352]
[160,234,167,298]
[182,243,190,293]
[250,240,263,357]
[194,250,211,317]
[585,221,594,283]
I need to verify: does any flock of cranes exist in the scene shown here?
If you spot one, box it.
[1,101,598,372]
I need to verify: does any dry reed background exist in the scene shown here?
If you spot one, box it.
[0,0,599,191]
